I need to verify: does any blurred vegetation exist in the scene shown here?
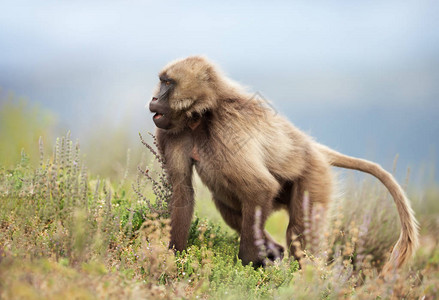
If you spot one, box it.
[0,91,57,168]
[81,122,147,180]
[0,91,147,180]
[0,98,439,299]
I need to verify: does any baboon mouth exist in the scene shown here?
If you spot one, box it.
[154,113,164,120]
[152,112,172,129]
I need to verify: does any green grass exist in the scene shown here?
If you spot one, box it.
[1,131,438,299]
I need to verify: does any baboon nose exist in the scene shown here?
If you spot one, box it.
[149,99,159,113]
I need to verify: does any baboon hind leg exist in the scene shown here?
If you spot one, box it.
[286,179,305,261]
[213,197,284,262]
[286,167,332,260]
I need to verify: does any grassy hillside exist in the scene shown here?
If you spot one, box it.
[0,132,438,299]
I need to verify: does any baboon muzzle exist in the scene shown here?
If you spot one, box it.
[149,96,172,129]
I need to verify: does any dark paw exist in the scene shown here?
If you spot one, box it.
[251,260,265,269]
[238,251,266,269]
[266,241,284,262]
[238,241,284,268]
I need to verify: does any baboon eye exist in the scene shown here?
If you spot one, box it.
[165,81,171,86]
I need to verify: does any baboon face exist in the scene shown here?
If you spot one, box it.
[149,74,177,130]
[149,56,217,131]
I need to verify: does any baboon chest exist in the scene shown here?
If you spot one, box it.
[188,121,240,206]
[192,143,231,182]
[191,139,238,206]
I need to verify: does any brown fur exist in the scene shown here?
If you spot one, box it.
[150,56,419,271]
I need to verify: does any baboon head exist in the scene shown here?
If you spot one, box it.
[149,56,240,132]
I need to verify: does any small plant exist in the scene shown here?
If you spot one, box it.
[133,132,172,218]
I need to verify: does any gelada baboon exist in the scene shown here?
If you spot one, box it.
[148,56,418,272]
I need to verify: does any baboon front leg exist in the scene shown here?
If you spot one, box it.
[169,183,195,252]
[214,197,284,261]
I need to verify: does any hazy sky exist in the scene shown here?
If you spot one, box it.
[1,1,438,180]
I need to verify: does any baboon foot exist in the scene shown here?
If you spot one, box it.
[266,240,284,262]
[238,240,284,269]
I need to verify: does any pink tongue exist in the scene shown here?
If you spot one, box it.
[154,114,163,120]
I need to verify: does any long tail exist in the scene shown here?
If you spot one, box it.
[316,144,419,273]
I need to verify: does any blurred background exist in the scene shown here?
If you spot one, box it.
[0,0,438,183]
